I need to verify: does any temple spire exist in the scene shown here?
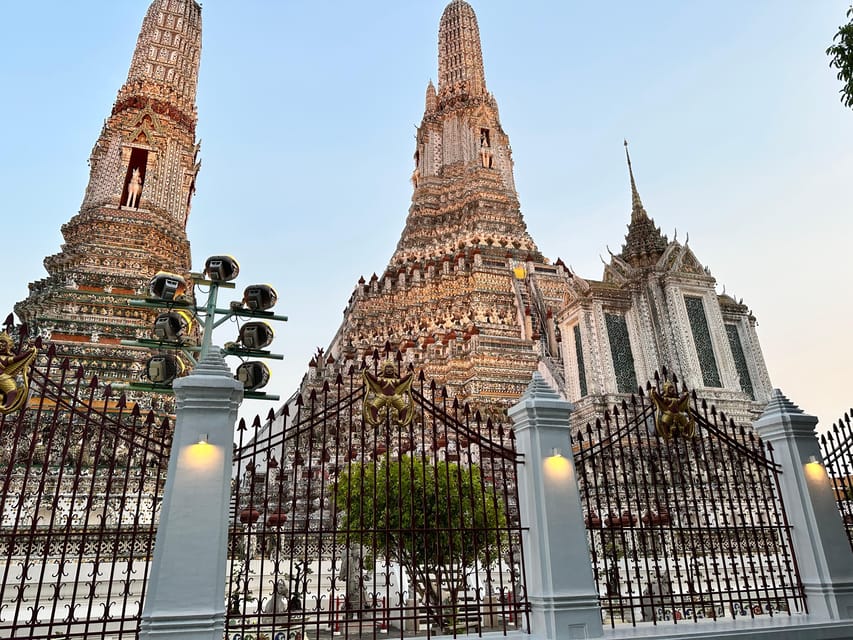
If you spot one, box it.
[624,139,647,222]
[122,0,202,116]
[619,141,668,267]
[437,0,487,107]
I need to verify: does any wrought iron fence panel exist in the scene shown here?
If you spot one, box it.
[227,352,529,640]
[0,322,171,639]
[820,409,853,551]
[574,370,805,628]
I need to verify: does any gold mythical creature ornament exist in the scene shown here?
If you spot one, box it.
[0,331,37,414]
[363,360,415,428]
[650,380,695,439]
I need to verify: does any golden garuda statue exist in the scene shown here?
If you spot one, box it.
[650,380,695,439]
[0,331,38,414]
[363,360,415,428]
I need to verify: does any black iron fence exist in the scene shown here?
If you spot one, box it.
[0,325,171,640]
[574,371,806,627]
[820,408,853,551]
[226,355,529,639]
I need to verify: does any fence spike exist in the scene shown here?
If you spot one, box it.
[266,408,276,422]
[251,415,262,429]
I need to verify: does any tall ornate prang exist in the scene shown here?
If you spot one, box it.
[15,0,202,399]
[319,0,568,417]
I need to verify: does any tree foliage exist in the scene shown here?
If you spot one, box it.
[827,6,853,109]
[334,454,507,613]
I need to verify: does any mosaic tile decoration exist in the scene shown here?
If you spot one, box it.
[684,296,722,387]
[605,313,637,393]
[726,324,754,399]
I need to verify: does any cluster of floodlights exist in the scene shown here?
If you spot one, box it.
[128,255,285,398]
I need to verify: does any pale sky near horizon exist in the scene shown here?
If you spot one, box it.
[1,2,851,429]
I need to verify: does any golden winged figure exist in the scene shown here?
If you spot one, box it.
[650,380,695,439]
[363,360,415,428]
[0,331,38,414]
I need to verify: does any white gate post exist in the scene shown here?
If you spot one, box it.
[508,373,603,639]
[753,389,853,620]
[139,349,244,639]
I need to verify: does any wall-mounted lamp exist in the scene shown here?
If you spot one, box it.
[807,455,821,465]
[550,447,563,458]
[198,433,209,445]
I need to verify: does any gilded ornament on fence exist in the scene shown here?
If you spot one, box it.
[650,380,695,439]
[363,360,414,427]
[0,331,37,414]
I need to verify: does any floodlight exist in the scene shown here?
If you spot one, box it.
[149,272,188,301]
[145,355,185,384]
[236,361,271,391]
[152,310,194,341]
[204,255,240,282]
[239,322,275,349]
[243,284,278,311]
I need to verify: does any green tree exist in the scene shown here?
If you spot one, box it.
[334,454,507,623]
[827,6,853,108]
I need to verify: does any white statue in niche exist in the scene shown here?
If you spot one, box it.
[126,167,142,208]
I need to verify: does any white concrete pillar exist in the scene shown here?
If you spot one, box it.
[139,349,244,639]
[753,389,853,620]
[509,373,603,639]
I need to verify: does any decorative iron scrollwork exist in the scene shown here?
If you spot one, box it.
[362,360,414,427]
[650,380,695,439]
[0,331,37,414]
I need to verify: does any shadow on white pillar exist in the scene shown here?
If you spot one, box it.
[139,348,244,639]
[753,389,853,621]
[509,372,603,639]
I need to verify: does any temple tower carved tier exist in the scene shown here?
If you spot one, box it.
[15,0,202,400]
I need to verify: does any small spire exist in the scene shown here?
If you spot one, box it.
[619,141,668,267]
[425,80,437,114]
[624,139,647,222]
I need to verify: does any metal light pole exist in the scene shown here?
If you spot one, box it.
[128,256,286,640]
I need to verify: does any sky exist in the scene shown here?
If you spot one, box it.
[1,2,851,430]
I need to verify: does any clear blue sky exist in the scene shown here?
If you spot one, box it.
[1,2,851,427]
